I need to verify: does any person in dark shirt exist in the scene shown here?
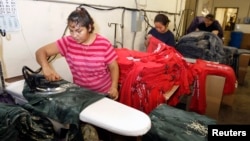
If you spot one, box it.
[225,16,236,31]
[145,14,176,47]
[196,14,223,39]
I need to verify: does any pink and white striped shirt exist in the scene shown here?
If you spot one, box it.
[56,34,118,94]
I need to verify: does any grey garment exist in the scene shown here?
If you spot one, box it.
[0,102,55,141]
[22,80,105,141]
[176,31,228,64]
[142,104,216,141]
[237,48,250,55]
[223,46,238,66]
[226,47,250,76]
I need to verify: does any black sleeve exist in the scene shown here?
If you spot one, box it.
[167,33,176,47]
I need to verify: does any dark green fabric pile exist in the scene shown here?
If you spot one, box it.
[22,80,105,141]
[22,80,104,126]
[0,102,55,141]
[0,80,104,141]
[142,104,217,141]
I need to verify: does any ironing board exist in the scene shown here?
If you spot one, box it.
[5,80,151,137]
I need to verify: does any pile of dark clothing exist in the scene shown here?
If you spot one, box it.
[0,80,105,141]
[176,31,237,66]
[142,104,217,141]
[21,80,104,141]
[0,92,15,104]
[0,102,55,141]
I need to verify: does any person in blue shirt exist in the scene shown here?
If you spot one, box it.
[145,14,176,47]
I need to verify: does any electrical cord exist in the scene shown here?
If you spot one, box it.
[131,0,139,50]
[35,0,180,15]
[35,2,180,64]
[22,65,41,91]
[175,9,193,42]
[120,9,125,47]
[36,1,180,50]
[143,10,153,33]
[0,29,6,37]
[35,25,69,73]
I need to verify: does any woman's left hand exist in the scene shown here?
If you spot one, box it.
[108,87,119,100]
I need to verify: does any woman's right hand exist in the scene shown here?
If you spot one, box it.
[146,34,152,40]
[42,66,61,81]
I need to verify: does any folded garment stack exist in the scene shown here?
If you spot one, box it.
[116,37,193,114]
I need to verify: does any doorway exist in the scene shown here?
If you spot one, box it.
[214,7,239,31]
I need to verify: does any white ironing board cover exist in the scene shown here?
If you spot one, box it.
[5,80,28,104]
[5,80,25,96]
[79,97,151,136]
[5,80,151,136]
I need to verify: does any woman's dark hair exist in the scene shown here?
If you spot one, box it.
[154,14,170,25]
[67,7,95,33]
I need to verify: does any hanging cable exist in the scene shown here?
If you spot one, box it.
[34,0,179,15]
[131,0,139,50]
[33,0,183,51]
[0,29,6,37]
[175,10,185,41]
[120,8,125,48]
[143,10,153,34]
[34,0,181,51]
[173,0,179,32]
[35,25,69,73]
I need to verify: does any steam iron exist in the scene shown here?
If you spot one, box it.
[22,66,66,95]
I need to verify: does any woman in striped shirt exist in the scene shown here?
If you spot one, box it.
[35,7,119,100]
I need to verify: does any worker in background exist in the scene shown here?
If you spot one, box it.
[225,16,236,31]
[145,13,176,48]
[35,7,119,101]
[195,13,224,40]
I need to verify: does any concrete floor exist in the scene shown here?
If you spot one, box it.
[218,66,250,124]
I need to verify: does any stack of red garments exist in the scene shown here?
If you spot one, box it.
[188,59,237,114]
[115,37,193,114]
[115,36,237,115]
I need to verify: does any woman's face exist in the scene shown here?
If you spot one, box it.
[204,18,213,27]
[68,22,90,44]
[154,22,167,33]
